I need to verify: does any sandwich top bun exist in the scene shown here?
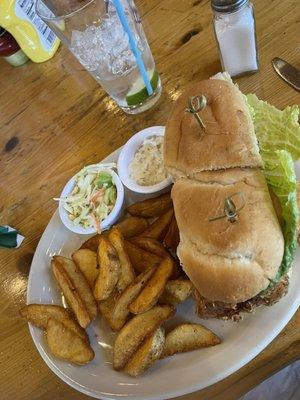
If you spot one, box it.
[164,79,262,179]
[172,169,284,304]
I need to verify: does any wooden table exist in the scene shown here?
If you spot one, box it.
[1,0,299,399]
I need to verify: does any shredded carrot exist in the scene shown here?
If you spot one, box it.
[90,187,105,205]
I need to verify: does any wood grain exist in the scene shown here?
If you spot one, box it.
[0,0,299,399]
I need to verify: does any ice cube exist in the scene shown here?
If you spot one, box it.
[70,7,144,76]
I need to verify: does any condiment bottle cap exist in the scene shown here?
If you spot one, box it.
[211,0,248,13]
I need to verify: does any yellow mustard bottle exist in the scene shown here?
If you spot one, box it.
[0,0,60,63]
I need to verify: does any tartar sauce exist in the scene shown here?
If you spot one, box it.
[129,135,167,186]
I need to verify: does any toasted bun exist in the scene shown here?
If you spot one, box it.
[172,169,284,303]
[164,79,262,179]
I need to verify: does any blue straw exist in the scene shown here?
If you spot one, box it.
[111,0,153,96]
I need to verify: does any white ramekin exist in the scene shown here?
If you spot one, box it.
[117,126,172,194]
[58,169,124,235]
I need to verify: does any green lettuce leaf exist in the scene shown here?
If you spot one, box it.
[264,150,298,281]
[211,76,299,282]
[246,94,300,162]
[246,94,299,281]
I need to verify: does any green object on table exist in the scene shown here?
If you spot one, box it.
[126,69,159,106]
[0,225,24,248]
[246,94,300,284]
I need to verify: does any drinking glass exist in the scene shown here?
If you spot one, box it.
[36,0,162,114]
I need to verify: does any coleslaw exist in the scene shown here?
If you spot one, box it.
[61,163,117,231]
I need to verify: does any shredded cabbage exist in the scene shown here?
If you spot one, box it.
[62,163,117,231]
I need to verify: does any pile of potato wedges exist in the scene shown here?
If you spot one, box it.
[20,192,220,376]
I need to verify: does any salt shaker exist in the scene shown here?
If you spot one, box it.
[211,0,259,77]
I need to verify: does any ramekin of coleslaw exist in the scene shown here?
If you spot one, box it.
[57,163,124,235]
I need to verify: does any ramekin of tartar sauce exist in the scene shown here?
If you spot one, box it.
[117,126,172,194]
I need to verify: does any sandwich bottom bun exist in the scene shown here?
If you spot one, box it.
[172,168,284,304]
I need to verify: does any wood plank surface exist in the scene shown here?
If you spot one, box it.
[0,0,299,399]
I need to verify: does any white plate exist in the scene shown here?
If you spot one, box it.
[27,148,300,400]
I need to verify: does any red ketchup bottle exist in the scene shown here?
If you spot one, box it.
[0,27,28,67]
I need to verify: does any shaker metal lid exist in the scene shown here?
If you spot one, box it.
[211,0,248,13]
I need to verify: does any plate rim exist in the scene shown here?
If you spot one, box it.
[26,147,300,400]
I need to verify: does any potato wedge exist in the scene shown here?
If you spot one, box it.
[98,289,119,324]
[53,256,97,319]
[20,304,88,341]
[80,234,100,252]
[72,249,99,287]
[109,267,156,331]
[46,318,94,365]
[113,305,175,370]
[51,256,97,328]
[127,193,172,218]
[125,241,161,273]
[129,237,180,279]
[116,216,149,238]
[108,228,135,292]
[159,279,193,305]
[161,323,221,358]
[130,237,169,258]
[129,257,174,314]
[141,209,173,240]
[94,236,121,301]
[163,215,180,252]
[79,216,149,251]
[127,239,180,278]
[123,327,165,376]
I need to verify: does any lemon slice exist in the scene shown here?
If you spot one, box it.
[126,70,159,106]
